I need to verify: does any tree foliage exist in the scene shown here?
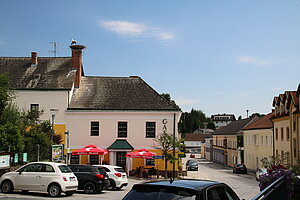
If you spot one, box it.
[0,73,62,162]
[179,109,215,135]
[154,132,181,178]
[160,93,180,109]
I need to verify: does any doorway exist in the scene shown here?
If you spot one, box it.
[116,152,126,170]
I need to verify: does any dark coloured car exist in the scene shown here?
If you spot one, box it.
[233,164,247,174]
[186,159,198,171]
[122,179,240,200]
[68,164,109,194]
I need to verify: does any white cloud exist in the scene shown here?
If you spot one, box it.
[175,97,198,105]
[238,56,270,66]
[99,20,175,42]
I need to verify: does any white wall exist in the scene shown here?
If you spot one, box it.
[13,90,70,124]
[66,111,181,149]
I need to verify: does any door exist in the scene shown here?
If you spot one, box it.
[15,163,43,190]
[116,152,126,170]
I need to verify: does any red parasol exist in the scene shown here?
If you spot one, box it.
[126,148,156,159]
[72,144,108,155]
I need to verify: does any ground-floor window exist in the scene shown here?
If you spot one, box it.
[70,155,79,164]
[145,159,155,166]
[90,155,99,165]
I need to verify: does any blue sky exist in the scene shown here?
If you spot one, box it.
[1,1,299,118]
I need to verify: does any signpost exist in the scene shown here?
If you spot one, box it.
[152,155,164,159]
[52,145,64,162]
[0,155,10,169]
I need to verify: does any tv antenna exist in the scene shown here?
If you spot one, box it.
[49,42,57,57]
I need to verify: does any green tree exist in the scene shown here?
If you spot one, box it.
[0,123,24,153]
[179,109,213,135]
[154,132,180,178]
[0,73,14,117]
[160,93,180,109]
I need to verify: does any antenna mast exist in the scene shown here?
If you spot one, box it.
[50,42,57,57]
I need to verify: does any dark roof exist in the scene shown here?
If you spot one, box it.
[69,76,180,110]
[184,133,211,142]
[0,57,76,89]
[213,117,257,135]
[107,139,134,149]
[243,112,274,130]
[137,179,220,191]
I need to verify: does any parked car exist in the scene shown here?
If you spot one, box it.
[0,162,78,197]
[68,164,109,194]
[233,164,247,174]
[256,168,268,181]
[94,165,128,190]
[190,154,195,158]
[186,159,198,171]
[122,179,240,200]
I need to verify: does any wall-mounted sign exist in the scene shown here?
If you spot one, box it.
[0,155,10,169]
[52,145,63,162]
[14,153,18,163]
[23,153,27,162]
[152,155,164,159]
[162,119,168,133]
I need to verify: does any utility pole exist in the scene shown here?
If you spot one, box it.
[50,42,57,57]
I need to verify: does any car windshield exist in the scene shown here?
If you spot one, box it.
[58,165,72,173]
[115,167,125,173]
[260,169,267,173]
[124,185,197,200]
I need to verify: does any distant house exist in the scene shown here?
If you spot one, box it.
[0,44,182,173]
[243,112,274,171]
[211,114,236,129]
[212,117,258,167]
[271,86,300,166]
[184,133,210,155]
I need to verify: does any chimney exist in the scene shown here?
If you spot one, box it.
[70,44,86,88]
[31,51,38,65]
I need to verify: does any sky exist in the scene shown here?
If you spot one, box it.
[1,1,299,118]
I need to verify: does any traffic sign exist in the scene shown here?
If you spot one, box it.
[152,155,164,159]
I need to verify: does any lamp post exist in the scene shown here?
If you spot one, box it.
[50,108,59,144]
[37,144,40,161]
[65,131,70,164]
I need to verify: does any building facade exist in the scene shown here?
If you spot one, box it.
[271,87,300,166]
[211,114,236,129]
[0,44,182,173]
[243,112,273,171]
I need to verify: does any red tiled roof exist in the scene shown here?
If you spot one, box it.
[243,112,274,130]
[184,133,211,142]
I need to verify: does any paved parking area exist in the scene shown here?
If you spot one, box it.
[0,178,143,200]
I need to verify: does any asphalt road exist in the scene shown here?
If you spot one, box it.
[0,178,143,200]
[184,159,260,200]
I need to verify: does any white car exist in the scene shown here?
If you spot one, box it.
[0,162,78,197]
[256,168,268,181]
[94,165,128,190]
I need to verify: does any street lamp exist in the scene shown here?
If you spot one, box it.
[37,144,40,161]
[65,131,70,164]
[50,108,59,144]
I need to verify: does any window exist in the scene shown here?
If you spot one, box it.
[275,128,278,141]
[90,121,99,136]
[261,136,263,145]
[281,128,284,141]
[266,136,268,145]
[145,159,155,166]
[90,155,99,165]
[286,127,290,141]
[44,164,55,172]
[70,155,79,164]
[30,104,39,111]
[118,122,127,137]
[146,122,156,138]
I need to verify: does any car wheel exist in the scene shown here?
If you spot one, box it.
[65,191,75,196]
[1,180,14,193]
[115,186,123,191]
[48,183,62,197]
[109,179,116,190]
[84,182,96,194]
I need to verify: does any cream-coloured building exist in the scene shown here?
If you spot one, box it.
[0,44,182,174]
[243,112,273,171]
[272,88,300,166]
